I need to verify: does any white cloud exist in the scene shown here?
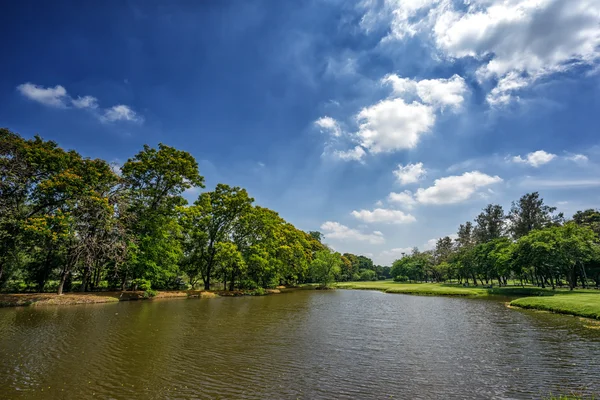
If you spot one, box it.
[393,162,426,184]
[321,221,385,244]
[356,98,435,153]
[333,145,367,162]
[72,95,98,109]
[315,116,342,137]
[366,0,600,105]
[17,82,142,123]
[17,83,68,107]
[101,105,143,123]
[383,74,468,110]
[566,154,588,163]
[387,190,417,209]
[415,171,503,204]
[511,150,556,167]
[351,208,416,224]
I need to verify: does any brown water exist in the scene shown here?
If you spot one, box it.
[1,290,599,399]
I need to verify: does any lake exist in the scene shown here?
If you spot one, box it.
[1,290,599,399]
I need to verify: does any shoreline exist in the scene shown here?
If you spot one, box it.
[0,288,283,308]
[335,281,600,321]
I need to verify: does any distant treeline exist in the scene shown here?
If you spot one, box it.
[390,194,600,289]
[1,129,385,294]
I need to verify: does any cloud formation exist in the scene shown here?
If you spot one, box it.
[414,171,503,205]
[17,82,142,124]
[321,221,385,244]
[363,0,600,105]
[351,208,416,224]
[511,150,556,167]
[393,162,426,185]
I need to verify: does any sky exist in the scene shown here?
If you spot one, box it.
[1,0,600,265]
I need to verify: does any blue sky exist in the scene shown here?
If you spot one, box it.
[2,0,600,264]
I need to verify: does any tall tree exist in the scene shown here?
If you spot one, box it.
[473,204,505,243]
[507,192,563,239]
[121,143,204,288]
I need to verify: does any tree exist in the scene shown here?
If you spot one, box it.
[572,209,600,236]
[121,143,204,288]
[473,204,505,243]
[309,250,342,287]
[508,192,563,239]
[189,184,253,290]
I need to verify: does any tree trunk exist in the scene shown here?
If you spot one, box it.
[229,270,235,291]
[57,270,69,295]
[204,273,211,291]
[121,271,127,291]
[80,267,90,292]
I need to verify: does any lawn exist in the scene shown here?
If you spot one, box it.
[510,293,600,320]
[334,280,562,297]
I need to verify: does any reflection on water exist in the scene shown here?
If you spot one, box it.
[1,290,599,399]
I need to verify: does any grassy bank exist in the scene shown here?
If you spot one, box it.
[510,294,600,320]
[0,288,281,308]
[335,280,561,297]
[336,280,600,320]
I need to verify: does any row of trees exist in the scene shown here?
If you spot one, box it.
[391,193,600,289]
[2,129,372,293]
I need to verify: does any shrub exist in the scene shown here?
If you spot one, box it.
[359,269,377,281]
[143,289,158,298]
[394,275,409,282]
[248,287,267,296]
[131,279,151,291]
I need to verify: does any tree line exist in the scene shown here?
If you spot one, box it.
[0,129,385,294]
[390,193,600,290]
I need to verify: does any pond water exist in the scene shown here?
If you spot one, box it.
[1,290,599,399]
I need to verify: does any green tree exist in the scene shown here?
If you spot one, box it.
[473,204,505,243]
[121,143,204,288]
[508,192,563,239]
[309,250,342,287]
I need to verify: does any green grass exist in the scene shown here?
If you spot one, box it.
[510,294,600,320]
[334,280,564,297]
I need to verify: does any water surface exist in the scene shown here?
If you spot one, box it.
[1,290,599,399]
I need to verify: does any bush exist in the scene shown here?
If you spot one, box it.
[359,269,377,281]
[239,279,259,290]
[131,278,151,291]
[143,289,158,298]
[248,287,267,296]
[394,275,409,282]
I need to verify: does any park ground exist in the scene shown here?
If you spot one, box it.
[0,288,282,307]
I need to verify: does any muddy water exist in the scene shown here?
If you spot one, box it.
[1,289,599,399]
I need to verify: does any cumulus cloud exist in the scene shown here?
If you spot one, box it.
[315,116,342,137]
[383,74,468,110]
[511,150,556,167]
[101,105,143,123]
[320,221,385,244]
[415,171,503,205]
[364,0,600,105]
[17,82,142,123]
[17,83,68,107]
[333,145,367,162]
[387,190,417,209]
[566,154,588,163]
[356,98,435,153]
[393,162,426,184]
[351,208,416,224]
[72,95,99,109]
